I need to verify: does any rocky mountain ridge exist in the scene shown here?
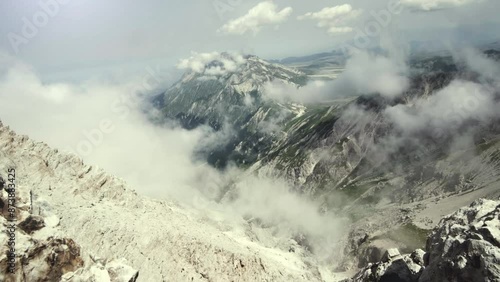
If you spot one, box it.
[153,54,310,168]
[0,133,139,282]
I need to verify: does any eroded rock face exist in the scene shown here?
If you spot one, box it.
[19,237,84,282]
[419,198,500,282]
[349,199,500,282]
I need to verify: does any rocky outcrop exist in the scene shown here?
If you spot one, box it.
[349,199,500,282]
[0,167,138,282]
[18,215,45,234]
[419,198,500,282]
[18,237,84,281]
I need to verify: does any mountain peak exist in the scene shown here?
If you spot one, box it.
[176,52,304,84]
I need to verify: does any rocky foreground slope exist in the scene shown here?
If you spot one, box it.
[0,121,329,281]
[1,119,500,282]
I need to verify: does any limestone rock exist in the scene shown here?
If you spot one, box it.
[349,199,500,282]
[419,199,500,282]
[350,249,424,282]
[382,248,401,262]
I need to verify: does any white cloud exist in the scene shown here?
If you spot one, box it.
[218,2,293,35]
[332,51,409,98]
[177,52,247,76]
[385,48,500,136]
[400,0,484,11]
[298,4,362,35]
[385,80,497,135]
[0,59,217,201]
[458,48,500,84]
[177,52,220,73]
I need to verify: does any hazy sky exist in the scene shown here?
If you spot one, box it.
[0,0,499,81]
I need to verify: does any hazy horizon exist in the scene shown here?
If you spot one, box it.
[1,0,499,82]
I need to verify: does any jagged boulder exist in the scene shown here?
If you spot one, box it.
[349,249,425,282]
[18,215,45,234]
[21,237,84,281]
[419,198,500,282]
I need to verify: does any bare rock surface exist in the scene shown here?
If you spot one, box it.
[419,198,500,282]
[0,188,138,282]
[349,249,424,282]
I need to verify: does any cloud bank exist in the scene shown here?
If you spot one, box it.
[384,48,500,139]
[218,2,293,35]
[298,4,362,34]
[333,51,409,98]
[385,80,496,134]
